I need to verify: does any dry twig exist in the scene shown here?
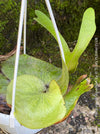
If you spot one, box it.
[0,46,23,61]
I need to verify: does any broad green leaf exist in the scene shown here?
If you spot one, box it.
[0,73,9,94]
[34,10,70,58]
[7,75,66,129]
[1,54,69,94]
[1,54,61,84]
[66,8,96,72]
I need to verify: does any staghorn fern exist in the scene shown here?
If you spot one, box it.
[0,8,96,129]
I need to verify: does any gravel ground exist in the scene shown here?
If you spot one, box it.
[37,104,100,134]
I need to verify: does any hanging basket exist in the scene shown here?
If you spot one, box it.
[0,113,41,134]
[0,95,42,134]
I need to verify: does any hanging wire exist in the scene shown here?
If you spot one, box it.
[10,0,27,128]
[45,0,66,63]
[23,0,27,54]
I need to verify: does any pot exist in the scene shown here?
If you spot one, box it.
[0,113,42,134]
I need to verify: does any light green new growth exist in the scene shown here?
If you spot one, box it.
[64,76,93,118]
[34,8,96,72]
[7,75,66,129]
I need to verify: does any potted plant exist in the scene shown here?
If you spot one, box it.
[0,7,96,134]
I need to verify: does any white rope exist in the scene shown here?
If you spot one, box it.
[10,0,27,128]
[45,0,65,63]
[23,0,27,54]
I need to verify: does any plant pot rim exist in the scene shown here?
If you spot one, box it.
[0,113,42,134]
